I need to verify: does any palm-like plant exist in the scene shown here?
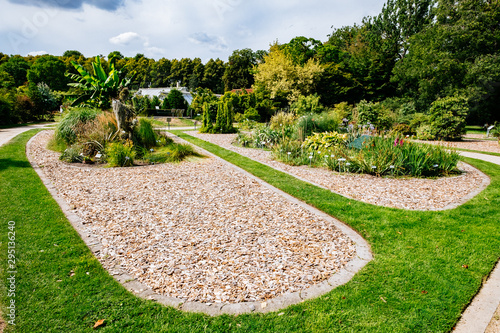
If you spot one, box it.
[66,56,132,109]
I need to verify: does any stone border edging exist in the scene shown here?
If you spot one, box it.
[26,131,372,316]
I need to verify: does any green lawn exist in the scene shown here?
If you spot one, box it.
[0,129,499,332]
[144,117,196,128]
[466,125,487,135]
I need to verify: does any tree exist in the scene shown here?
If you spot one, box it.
[368,0,434,61]
[166,89,188,110]
[0,71,15,89]
[27,55,68,91]
[223,49,258,91]
[0,56,30,87]
[188,58,204,91]
[392,0,500,120]
[63,50,84,58]
[108,51,124,60]
[202,58,225,93]
[153,58,172,87]
[253,44,324,104]
[282,36,322,65]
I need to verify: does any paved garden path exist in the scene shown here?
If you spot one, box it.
[0,123,52,147]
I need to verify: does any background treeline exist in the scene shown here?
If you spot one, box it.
[0,0,498,127]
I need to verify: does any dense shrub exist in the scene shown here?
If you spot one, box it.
[290,94,324,115]
[429,95,468,140]
[0,92,17,125]
[243,107,260,121]
[354,100,396,130]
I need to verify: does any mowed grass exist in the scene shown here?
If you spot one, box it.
[0,129,498,332]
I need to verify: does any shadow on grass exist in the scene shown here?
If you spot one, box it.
[0,158,33,170]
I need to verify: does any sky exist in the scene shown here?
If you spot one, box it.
[0,0,387,63]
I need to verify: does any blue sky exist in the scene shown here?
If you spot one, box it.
[0,0,387,62]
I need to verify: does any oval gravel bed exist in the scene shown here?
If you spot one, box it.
[28,131,357,305]
[187,131,488,211]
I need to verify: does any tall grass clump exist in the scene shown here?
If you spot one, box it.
[134,118,157,149]
[295,112,339,141]
[55,107,101,145]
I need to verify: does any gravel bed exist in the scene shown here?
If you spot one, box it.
[28,131,356,304]
[188,131,486,211]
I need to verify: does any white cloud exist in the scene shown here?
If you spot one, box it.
[109,31,144,45]
[27,50,48,56]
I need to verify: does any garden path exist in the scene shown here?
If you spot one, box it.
[0,123,52,147]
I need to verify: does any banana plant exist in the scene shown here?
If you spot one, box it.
[66,56,133,109]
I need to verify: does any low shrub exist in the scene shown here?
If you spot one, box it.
[59,147,83,163]
[302,132,348,151]
[295,112,339,141]
[390,124,415,137]
[416,124,436,140]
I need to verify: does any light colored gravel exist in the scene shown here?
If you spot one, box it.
[188,131,487,211]
[28,131,356,304]
[423,137,500,154]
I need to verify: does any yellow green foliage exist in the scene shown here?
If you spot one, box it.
[302,131,348,151]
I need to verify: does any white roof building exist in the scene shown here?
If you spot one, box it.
[135,86,193,105]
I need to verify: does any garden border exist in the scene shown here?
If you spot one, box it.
[26,131,372,316]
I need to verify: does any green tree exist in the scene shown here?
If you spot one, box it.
[282,36,322,66]
[166,89,188,110]
[153,58,172,87]
[223,49,258,91]
[0,56,30,87]
[63,50,84,58]
[108,51,124,60]
[253,44,324,104]
[392,0,500,120]
[27,55,68,91]
[202,58,225,93]
[0,71,15,89]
